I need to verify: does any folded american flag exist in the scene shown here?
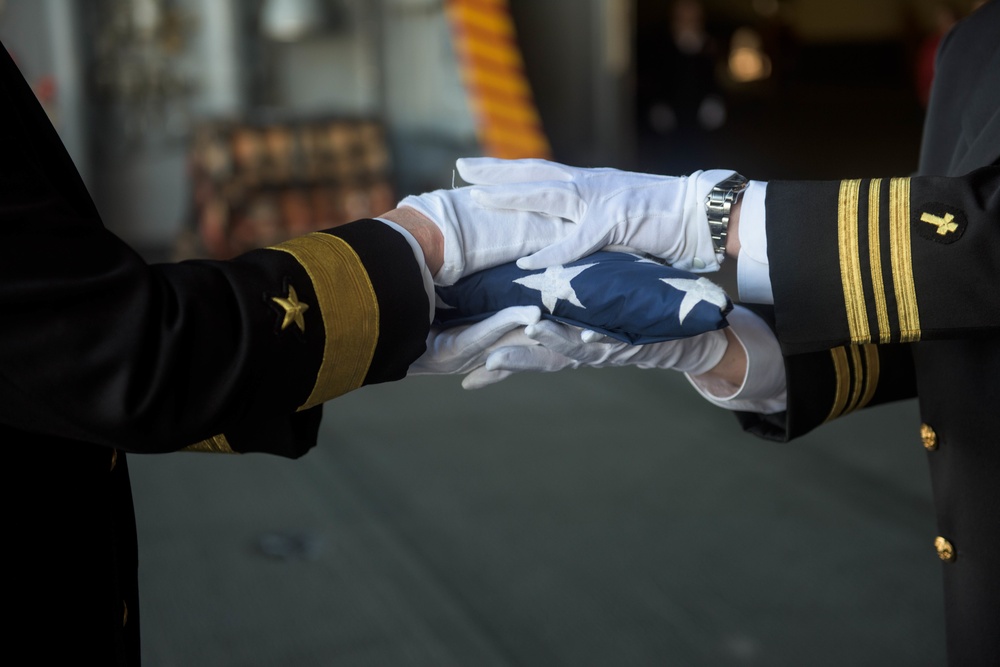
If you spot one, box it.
[434,251,732,344]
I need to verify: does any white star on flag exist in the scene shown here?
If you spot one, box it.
[514,263,597,313]
[660,277,729,324]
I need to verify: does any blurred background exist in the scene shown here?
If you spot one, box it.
[0,0,981,664]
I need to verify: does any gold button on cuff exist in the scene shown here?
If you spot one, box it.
[920,423,938,451]
[110,449,118,472]
[934,536,956,562]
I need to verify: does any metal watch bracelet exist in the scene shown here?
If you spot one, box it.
[705,172,748,256]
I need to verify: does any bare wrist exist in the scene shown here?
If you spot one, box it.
[725,197,742,259]
[379,207,444,277]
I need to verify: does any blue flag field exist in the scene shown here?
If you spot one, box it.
[434,251,732,344]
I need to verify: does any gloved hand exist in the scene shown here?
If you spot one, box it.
[408,306,542,389]
[465,319,729,388]
[399,186,573,286]
[456,157,737,273]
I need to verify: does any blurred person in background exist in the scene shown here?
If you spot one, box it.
[914,3,957,107]
[636,0,726,173]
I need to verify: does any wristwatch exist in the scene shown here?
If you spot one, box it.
[705,172,748,256]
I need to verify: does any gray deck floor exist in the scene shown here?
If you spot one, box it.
[130,366,944,666]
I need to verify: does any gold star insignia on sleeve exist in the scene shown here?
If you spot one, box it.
[272,285,310,333]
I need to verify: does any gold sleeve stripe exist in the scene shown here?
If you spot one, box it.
[867,179,891,344]
[844,345,865,414]
[826,347,852,422]
[184,434,237,454]
[857,344,880,410]
[270,233,379,409]
[826,344,880,422]
[889,177,921,342]
[838,179,870,344]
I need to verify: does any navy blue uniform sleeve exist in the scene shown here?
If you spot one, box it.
[0,43,429,457]
[734,167,1000,441]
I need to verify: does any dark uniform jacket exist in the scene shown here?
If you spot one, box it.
[0,44,430,663]
[737,2,1000,663]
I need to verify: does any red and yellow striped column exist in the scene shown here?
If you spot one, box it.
[445,0,552,159]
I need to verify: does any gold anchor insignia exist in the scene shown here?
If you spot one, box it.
[920,211,959,236]
[272,285,310,332]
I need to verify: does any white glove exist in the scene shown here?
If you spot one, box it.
[408,306,542,389]
[399,186,572,286]
[468,320,729,388]
[456,157,736,273]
